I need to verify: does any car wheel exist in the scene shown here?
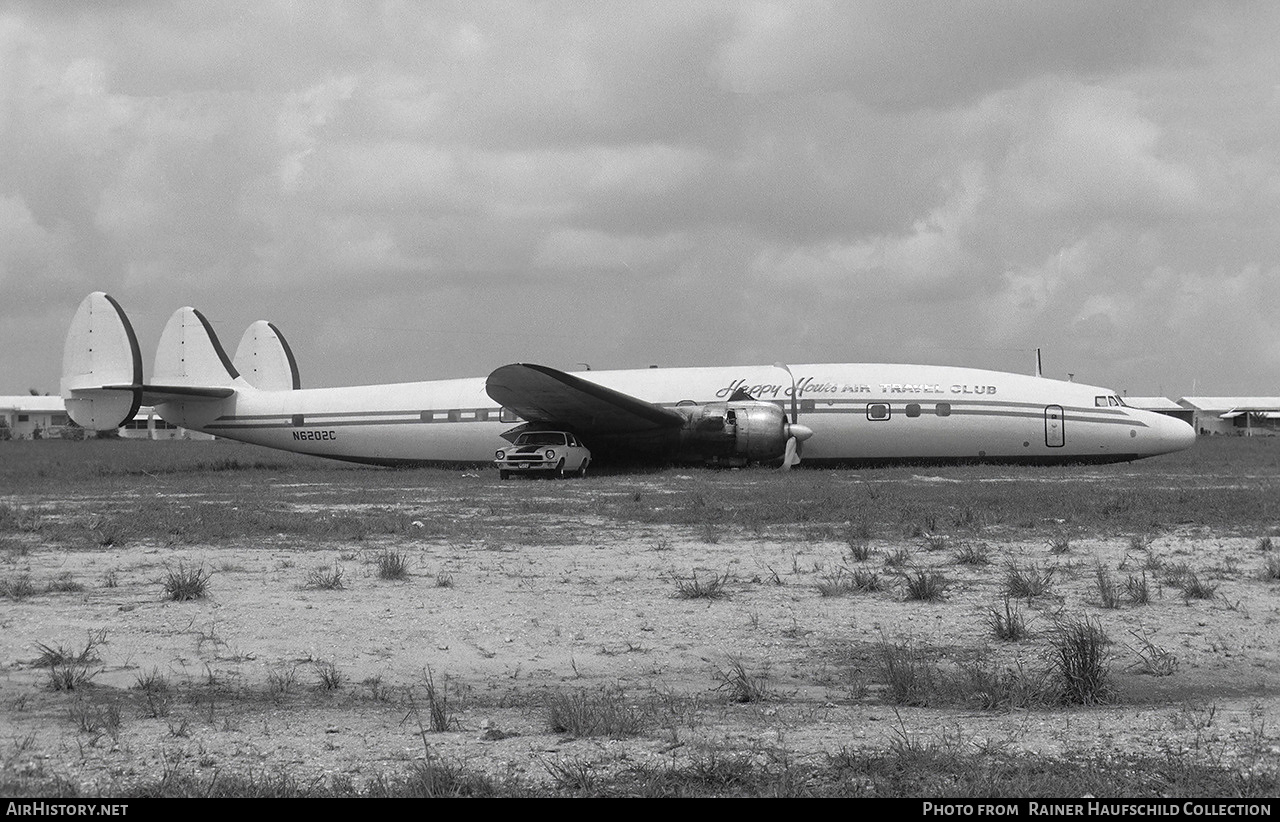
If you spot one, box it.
[577,458,589,478]
[554,459,566,479]
[499,469,510,480]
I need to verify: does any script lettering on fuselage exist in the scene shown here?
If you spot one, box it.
[715,376,872,400]
[292,430,337,441]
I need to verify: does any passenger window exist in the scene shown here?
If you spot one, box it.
[936,403,951,417]
[867,403,890,421]
[476,409,490,422]
[499,408,518,423]
[1095,396,1108,407]
[447,409,461,421]
[799,399,816,413]
[905,403,921,418]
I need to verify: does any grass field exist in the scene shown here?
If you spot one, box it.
[1,436,1278,797]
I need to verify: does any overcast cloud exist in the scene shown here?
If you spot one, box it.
[2,1,1277,396]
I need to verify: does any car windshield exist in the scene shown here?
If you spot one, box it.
[516,432,567,446]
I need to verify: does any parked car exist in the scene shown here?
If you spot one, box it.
[494,431,590,479]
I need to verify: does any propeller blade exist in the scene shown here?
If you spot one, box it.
[781,436,800,469]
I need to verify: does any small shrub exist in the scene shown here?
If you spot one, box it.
[375,549,411,580]
[847,538,872,563]
[884,547,912,568]
[815,568,857,597]
[877,635,936,706]
[304,564,346,590]
[1129,629,1177,677]
[314,660,344,691]
[674,570,730,600]
[1125,572,1151,605]
[1094,563,1120,609]
[422,668,459,731]
[1051,616,1112,706]
[163,564,212,601]
[547,687,643,738]
[1046,536,1071,554]
[1178,571,1218,600]
[904,569,948,602]
[435,571,455,588]
[1260,536,1274,552]
[1129,534,1151,551]
[36,630,107,692]
[713,657,773,703]
[267,664,298,696]
[45,572,85,593]
[921,534,949,552]
[1259,555,1280,582]
[1,574,37,600]
[953,541,990,566]
[850,569,884,592]
[1003,562,1054,599]
[987,597,1027,641]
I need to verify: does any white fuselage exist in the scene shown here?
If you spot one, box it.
[162,363,1195,466]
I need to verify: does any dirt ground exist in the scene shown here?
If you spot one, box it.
[2,474,1279,795]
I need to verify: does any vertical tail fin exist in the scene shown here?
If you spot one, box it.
[60,292,143,430]
[233,321,301,390]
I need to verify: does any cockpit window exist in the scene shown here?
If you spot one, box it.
[1108,396,1119,407]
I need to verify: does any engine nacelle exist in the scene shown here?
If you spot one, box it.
[673,401,791,466]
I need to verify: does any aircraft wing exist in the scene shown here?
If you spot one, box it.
[485,363,684,435]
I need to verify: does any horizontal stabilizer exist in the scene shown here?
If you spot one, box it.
[60,292,143,430]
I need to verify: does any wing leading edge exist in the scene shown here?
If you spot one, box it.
[485,363,683,435]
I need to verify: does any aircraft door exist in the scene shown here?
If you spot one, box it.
[1045,405,1064,447]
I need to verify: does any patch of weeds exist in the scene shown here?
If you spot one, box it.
[903,569,948,602]
[883,546,912,568]
[375,549,410,580]
[921,534,949,552]
[674,570,731,600]
[543,757,602,793]
[1094,563,1120,609]
[546,686,644,738]
[1178,571,1218,600]
[0,573,37,600]
[1260,555,1280,582]
[1046,535,1071,554]
[953,541,990,566]
[1128,629,1177,677]
[35,629,107,692]
[815,567,859,597]
[712,657,773,703]
[134,667,173,718]
[1260,536,1274,552]
[1125,572,1151,604]
[162,563,212,601]
[304,564,346,590]
[69,696,122,739]
[850,569,884,592]
[987,597,1027,641]
[1003,561,1054,599]
[1129,534,1151,551]
[421,668,460,732]
[45,572,84,593]
[314,660,344,691]
[435,570,455,588]
[877,635,936,706]
[267,663,298,697]
[101,570,119,589]
[651,538,672,552]
[1050,615,1112,706]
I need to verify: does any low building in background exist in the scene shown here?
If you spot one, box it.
[0,397,212,441]
[1178,397,1280,436]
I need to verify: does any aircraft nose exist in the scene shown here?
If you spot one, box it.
[1154,413,1196,454]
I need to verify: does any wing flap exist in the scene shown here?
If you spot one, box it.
[486,363,683,434]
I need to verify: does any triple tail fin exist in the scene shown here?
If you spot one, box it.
[60,292,143,430]
[233,321,300,390]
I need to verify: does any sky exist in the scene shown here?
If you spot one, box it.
[2,1,1277,398]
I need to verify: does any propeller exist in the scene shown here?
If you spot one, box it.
[774,363,813,469]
